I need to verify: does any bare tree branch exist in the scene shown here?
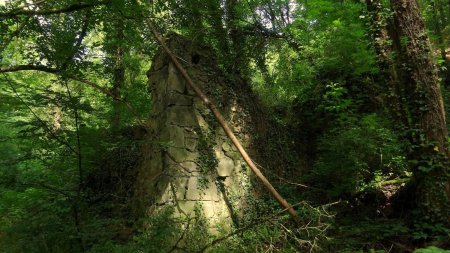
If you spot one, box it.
[61,10,92,70]
[0,1,110,18]
[19,182,75,198]
[0,64,59,74]
[0,65,145,125]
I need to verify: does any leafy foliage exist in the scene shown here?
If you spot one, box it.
[312,114,408,198]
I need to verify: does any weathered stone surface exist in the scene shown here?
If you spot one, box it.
[222,142,241,160]
[185,137,197,152]
[155,74,168,97]
[170,177,189,199]
[202,201,229,221]
[195,111,209,129]
[217,155,234,177]
[167,92,193,106]
[160,125,185,148]
[185,176,220,201]
[166,156,198,174]
[166,106,197,127]
[153,53,169,70]
[167,147,197,162]
[185,176,201,200]
[168,64,185,93]
[179,161,198,172]
[202,180,221,201]
[135,36,254,232]
[176,200,197,216]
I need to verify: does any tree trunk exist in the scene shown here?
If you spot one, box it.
[390,0,450,224]
[225,0,244,74]
[431,0,447,61]
[365,0,409,128]
[111,17,125,131]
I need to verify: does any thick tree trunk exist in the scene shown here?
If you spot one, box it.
[365,0,409,128]
[390,0,450,224]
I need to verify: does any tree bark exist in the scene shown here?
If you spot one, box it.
[111,17,125,131]
[390,0,450,224]
[225,0,244,74]
[365,0,407,126]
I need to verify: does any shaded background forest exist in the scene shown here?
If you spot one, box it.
[0,0,449,252]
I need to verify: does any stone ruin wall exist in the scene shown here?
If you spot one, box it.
[134,36,256,230]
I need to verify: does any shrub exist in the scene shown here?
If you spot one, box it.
[311,114,408,198]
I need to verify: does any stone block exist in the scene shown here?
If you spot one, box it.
[216,153,234,177]
[158,189,172,204]
[170,177,189,200]
[180,161,198,172]
[168,64,185,93]
[201,200,228,221]
[185,176,202,200]
[155,76,168,96]
[202,180,221,202]
[176,200,197,216]
[160,125,185,148]
[195,111,209,129]
[222,142,241,160]
[185,176,220,201]
[167,147,198,162]
[167,106,197,127]
[166,92,193,106]
[185,137,198,152]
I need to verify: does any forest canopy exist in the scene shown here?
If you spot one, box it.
[0,0,449,252]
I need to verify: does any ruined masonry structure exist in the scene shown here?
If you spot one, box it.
[134,36,256,229]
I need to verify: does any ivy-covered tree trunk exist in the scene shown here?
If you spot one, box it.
[365,0,409,127]
[390,0,450,225]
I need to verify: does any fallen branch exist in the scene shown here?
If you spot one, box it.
[143,18,299,222]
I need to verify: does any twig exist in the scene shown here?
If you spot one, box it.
[167,218,191,253]
[63,81,83,185]
[251,158,319,190]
